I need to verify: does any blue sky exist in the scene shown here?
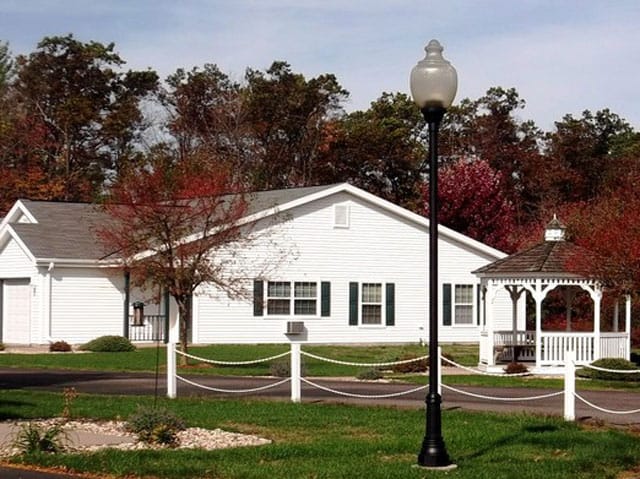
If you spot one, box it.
[1,0,639,131]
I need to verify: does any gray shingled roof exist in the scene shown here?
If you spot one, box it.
[8,184,341,262]
[473,240,591,277]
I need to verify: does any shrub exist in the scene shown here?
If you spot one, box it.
[126,406,185,446]
[13,422,66,454]
[49,340,72,352]
[576,358,640,382]
[0,342,5,351]
[80,335,136,352]
[391,354,428,373]
[269,359,307,377]
[504,362,529,375]
[356,368,384,380]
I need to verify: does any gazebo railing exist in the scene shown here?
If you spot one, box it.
[480,330,630,366]
[600,332,630,359]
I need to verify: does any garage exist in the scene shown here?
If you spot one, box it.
[2,278,31,344]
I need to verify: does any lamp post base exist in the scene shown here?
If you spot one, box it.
[417,393,453,468]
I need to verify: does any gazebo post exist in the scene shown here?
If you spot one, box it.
[626,294,631,360]
[593,288,602,361]
[534,281,542,370]
[485,282,496,366]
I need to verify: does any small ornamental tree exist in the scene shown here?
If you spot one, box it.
[424,158,517,252]
[97,155,249,363]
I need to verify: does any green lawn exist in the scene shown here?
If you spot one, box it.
[2,389,640,479]
[0,343,466,376]
[2,343,639,392]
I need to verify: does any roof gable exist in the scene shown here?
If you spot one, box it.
[2,183,507,264]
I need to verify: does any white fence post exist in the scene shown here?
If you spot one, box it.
[437,346,442,396]
[167,341,177,399]
[291,342,301,403]
[564,347,575,421]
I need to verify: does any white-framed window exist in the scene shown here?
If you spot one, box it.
[454,284,474,325]
[361,283,382,325]
[266,281,318,316]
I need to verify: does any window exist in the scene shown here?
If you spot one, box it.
[266,281,317,316]
[349,282,395,326]
[361,283,382,324]
[454,284,474,325]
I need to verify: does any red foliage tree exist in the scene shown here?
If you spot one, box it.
[424,158,517,252]
[566,174,640,294]
[96,155,249,361]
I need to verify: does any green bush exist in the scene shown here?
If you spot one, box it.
[356,368,384,380]
[576,358,640,382]
[126,406,185,446]
[49,340,72,352]
[391,354,428,373]
[80,335,136,352]
[13,422,66,454]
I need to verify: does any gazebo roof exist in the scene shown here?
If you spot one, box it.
[473,240,583,276]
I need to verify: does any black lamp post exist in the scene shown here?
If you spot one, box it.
[410,39,457,469]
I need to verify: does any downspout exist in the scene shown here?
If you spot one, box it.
[124,270,130,339]
[45,262,55,342]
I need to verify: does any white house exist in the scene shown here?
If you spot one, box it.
[0,183,515,346]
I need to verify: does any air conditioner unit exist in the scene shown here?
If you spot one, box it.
[285,321,304,335]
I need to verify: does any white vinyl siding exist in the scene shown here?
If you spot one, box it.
[50,268,124,343]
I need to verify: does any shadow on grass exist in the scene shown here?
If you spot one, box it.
[459,423,562,461]
[0,399,36,420]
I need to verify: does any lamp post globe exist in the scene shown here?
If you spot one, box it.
[410,39,457,469]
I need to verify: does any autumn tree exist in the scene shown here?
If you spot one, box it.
[317,92,426,210]
[10,34,158,201]
[439,87,546,222]
[97,153,250,362]
[0,41,13,89]
[424,158,517,252]
[566,172,640,293]
[546,109,634,202]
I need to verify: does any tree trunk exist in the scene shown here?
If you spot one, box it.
[176,296,191,367]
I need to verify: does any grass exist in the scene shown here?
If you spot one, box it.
[0,343,462,376]
[2,343,640,392]
[1,389,640,478]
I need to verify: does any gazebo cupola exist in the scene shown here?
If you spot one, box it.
[544,214,566,242]
[474,217,631,373]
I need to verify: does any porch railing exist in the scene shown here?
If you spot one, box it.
[128,315,166,342]
[600,332,629,359]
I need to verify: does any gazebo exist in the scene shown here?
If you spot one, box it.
[474,217,631,373]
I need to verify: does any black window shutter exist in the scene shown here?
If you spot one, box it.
[321,282,331,317]
[442,283,452,326]
[349,282,358,325]
[253,280,264,316]
[385,283,395,326]
[476,285,481,326]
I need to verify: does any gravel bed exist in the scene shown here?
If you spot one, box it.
[0,418,271,456]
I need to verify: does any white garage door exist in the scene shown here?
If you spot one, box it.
[3,279,31,344]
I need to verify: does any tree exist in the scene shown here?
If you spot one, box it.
[12,34,158,200]
[242,61,348,189]
[546,109,634,202]
[424,158,517,252]
[439,87,546,223]
[97,154,250,363]
[566,173,640,294]
[317,92,426,210]
[0,41,13,89]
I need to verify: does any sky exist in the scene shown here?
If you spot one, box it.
[1,0,639,131]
